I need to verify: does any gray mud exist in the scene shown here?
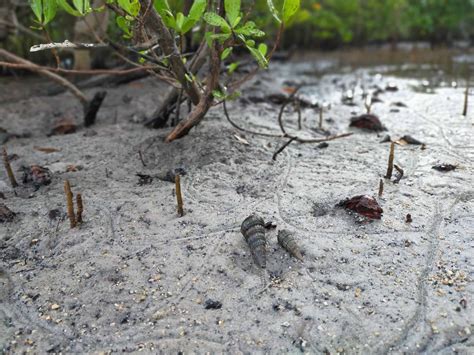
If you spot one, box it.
[0,55,473,353]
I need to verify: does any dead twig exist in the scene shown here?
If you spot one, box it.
[295,99,302,130]
[64,180,76,228]
[385,142,395,179]
[223,100,282,138]
[175,175,184,217]
[0,61,160,76]
[393,164,404,183]
[272,137,297,161]
[0,49,88,106]
[378,178,384,197]
[2,147,18,188]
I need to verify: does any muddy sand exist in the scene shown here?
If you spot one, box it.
[0,58,473,353]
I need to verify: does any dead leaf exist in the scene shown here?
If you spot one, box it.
[282,86,297,94]
[234,134,249,145]
[355,287,362,297]
[337,195,383,219]
[34,146,61,153]
[49,117,77,136]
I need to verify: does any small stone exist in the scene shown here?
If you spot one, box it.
[204,299,222,310]
[51,304,60,310]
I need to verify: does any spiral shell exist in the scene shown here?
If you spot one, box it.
[277,230,303,261]
[241,214,266,268]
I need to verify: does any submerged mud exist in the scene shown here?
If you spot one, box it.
[0,54,473,353]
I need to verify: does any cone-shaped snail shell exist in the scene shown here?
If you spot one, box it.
[241,214,267,268]
[277,230,303,261]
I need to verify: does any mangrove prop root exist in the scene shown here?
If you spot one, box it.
[319,107,323,129]
[84,91,107,127]
[462,81,469,116]
[64,180,76,228]
[2,147,18,188]
[175,175,184,217]
[76,193,83,223]
[385,142,395,179]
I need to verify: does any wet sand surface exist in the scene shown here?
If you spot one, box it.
[1,50,473,353]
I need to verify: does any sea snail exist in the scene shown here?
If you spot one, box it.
[277,229,303,261]
[241,214,267,268]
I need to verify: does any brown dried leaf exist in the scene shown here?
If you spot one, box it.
[50,117,77,136]
[34,146,61,153]
[338,195,383,219]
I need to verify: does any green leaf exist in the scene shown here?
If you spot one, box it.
[154,0,175,28]
[181,18,196,34]
[228,61,239,74]
[267,0,281,23]
[231,15,241,28]
[176,12,185,31]
[258,43,267,57]
[247,45,268,68]
[203,12,230,30]
[221,47,232,60]
[31,0,57,25]
[188,0,206,20]
[57,0,82,16]
[72,0,90,15]
[234,21,265,37]
[212,89,225,100]
[116,16,132,38]
[245,39,255,47]
[282,0,299,23]
[224,0,240,28]
[153,0,170,14]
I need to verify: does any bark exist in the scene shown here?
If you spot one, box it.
[139,0,201,105]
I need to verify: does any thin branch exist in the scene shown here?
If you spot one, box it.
[30,40,106,52]
[0,49,88,106]
[272,137,297,160]
[0,61,160,76]
[223,100,282,138]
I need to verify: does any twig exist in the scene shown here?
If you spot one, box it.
[393,164,404,183]
[272,137,297,160]
[84,91,107,127]
[224,99,353,144]
[0,62,160,76]
[42,28,61,68]
[175,175,184,217]
[2,147,18,188]
[0,49,88,106]
[223,100,282,138]
[385,142,395,179]
[76,193,83,223]
[378,178,384,197]
[30,40,107,52]
[64,180,76,228]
